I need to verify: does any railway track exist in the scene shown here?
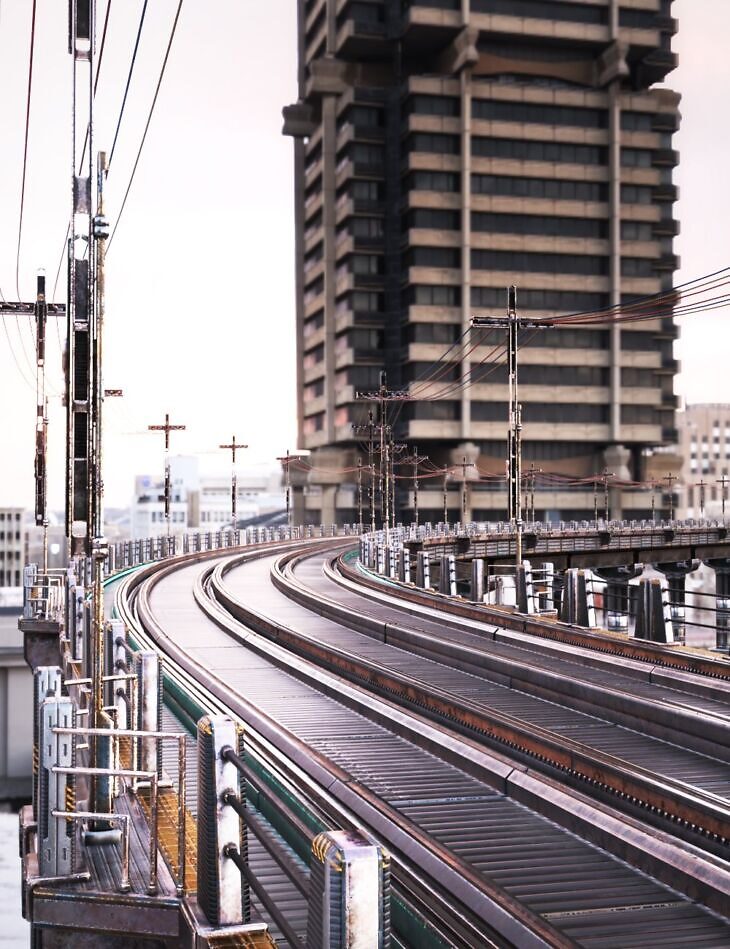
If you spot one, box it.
[212,543,730,854]
[346,550,730,682]
[115,541,730,947]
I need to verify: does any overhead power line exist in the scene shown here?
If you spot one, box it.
[107,0,185,250]
[108,0,148,169]
[13,0,39,380]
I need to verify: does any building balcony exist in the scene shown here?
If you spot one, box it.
[653,183,679,203]
[651,111,679,133]
[651,148,679,167]
[652,253,680,273]
[651,217,679,238]
[641,47,679,84]
[335,16,388,60]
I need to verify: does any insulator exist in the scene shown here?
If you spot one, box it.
[92,214,110,238]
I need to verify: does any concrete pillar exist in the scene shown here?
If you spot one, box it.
[703,558,730,652]
[634,577,673,643]
[471,558,485,602]
[515,561,535,614]
[655,559,700,644]
[439,555,457,596]
[560,569,597,627]
[135,652,162,781]
[196,715,248,926]
[307,830,389,949]
[594,565,643,632]
[538,562,554,612]
[416,551,430,590]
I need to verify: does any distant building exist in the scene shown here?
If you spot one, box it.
[0,508,27,589]
[131,468,189,539]
[677,405,730,519]
[130,457,285,538]
[283,0,680,525]
[0,604,32,802]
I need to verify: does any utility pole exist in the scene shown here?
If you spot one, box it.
[89,148,110,825]
[352,411,377,533]
[601,467,615,522]
[458,455,475,522]
[402,446,428,527]
[696,478,707,519]
[389,441,407,529]
[527,463,541,523]
[66,0,96,560]
[219,436,248,528]
[651,479,657,524]
[717,474,729,517]
[442,467,449,525]
[357,457,363,533]
[276,450,302,530]
[148,414,186,537]
[663,472,678,521]
[34,271,48,571]
[355,372,408,533]
[472,287,550,565]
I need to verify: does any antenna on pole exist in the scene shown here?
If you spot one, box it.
[219,437,248,528]
[148,414,186,537]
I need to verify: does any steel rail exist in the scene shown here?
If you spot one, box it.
[114,546,517,948]
[212,549,730,847]
[309,553,730,761]
[342,555,730,681]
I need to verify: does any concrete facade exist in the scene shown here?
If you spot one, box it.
[0,509,26,588]
[677,405,730,520]
[284,0,680,524]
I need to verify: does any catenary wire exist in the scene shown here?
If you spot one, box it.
[107,0,185,251]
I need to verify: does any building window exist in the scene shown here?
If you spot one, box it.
[621,148,652,168]
[472,249,608,276]
[406,94,460,116]
[472,136,606,165]
[407,247,461,269]
[621,184,654,205]
[406,132,460,155]
[621,220,653,241]
[472,174,608,202]
[407,170,460,192]
[406,208,460,230]
[621,111,654,132]
[409,285,461,306]
[621,257,655,277]
[472,211,608,239]
[471,286,609,314]
[472,98,607,129]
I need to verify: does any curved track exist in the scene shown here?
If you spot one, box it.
[116,541,730,948]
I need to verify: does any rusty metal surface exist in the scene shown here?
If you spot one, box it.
[132,551,730,947]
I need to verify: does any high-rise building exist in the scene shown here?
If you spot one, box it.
[283,1,680,525]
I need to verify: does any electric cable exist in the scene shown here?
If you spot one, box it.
[107,0,185,251]
[108,0,148,169]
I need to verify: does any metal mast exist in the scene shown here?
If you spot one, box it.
[66,0,95,558]
[148,414,186,537]
[34,272,48,571]
[220,437,248,528]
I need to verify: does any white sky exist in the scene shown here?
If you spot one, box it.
[0,0,727,509]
